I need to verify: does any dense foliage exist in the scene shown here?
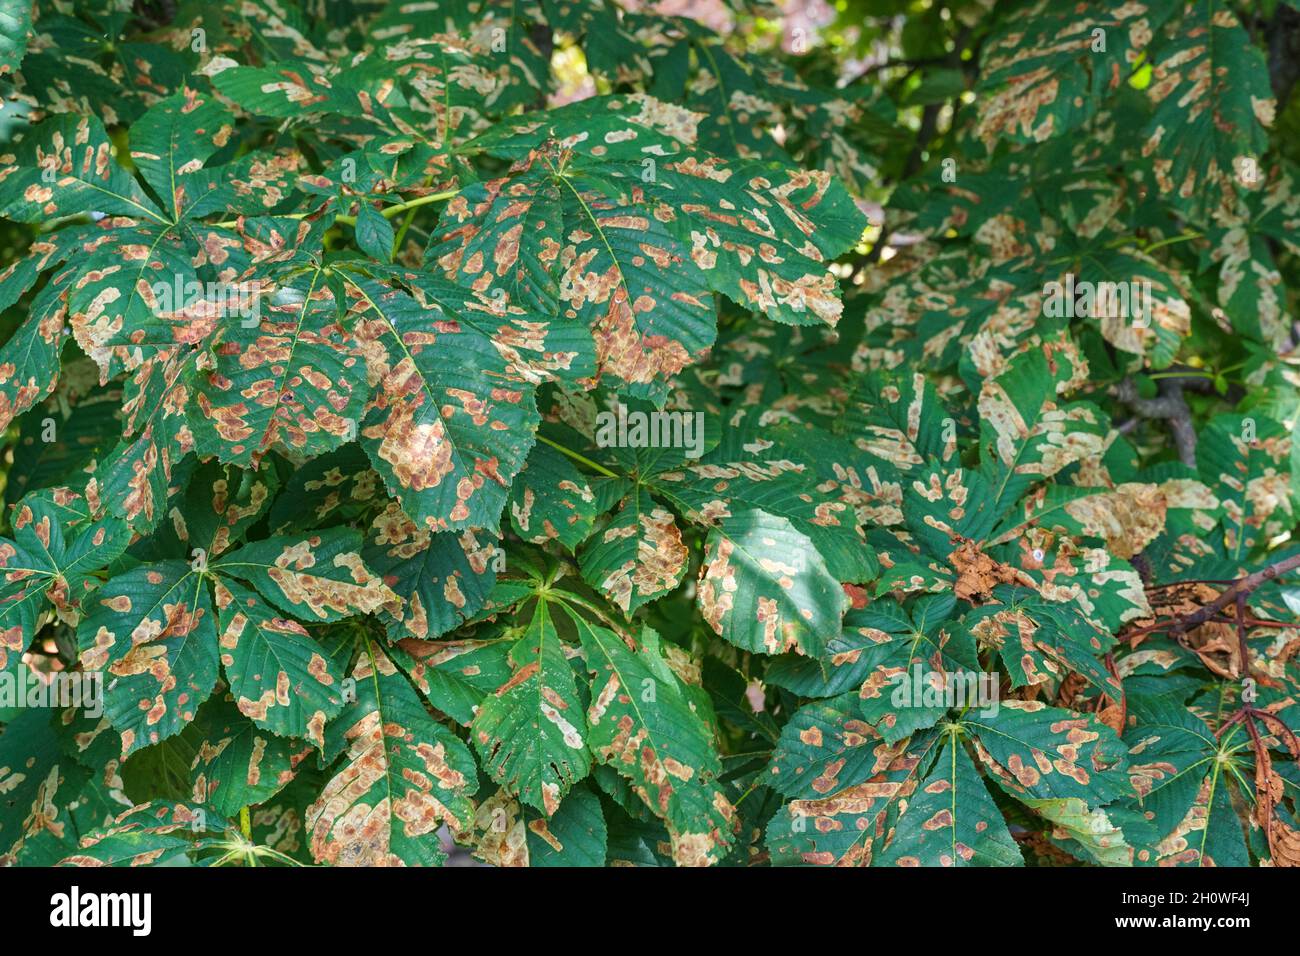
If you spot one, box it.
[1,0,1299,868]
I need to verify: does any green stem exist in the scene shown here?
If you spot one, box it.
[253,845,305,867]
[1148,360,1243,383]
[393,175,435,257]
[733,779,762,807]
[550,589,626,630]
[239,805,252,841]
[536,434,620,479]
[1143,231,1202,253]
[211,188,459,230]
[374,188,459,222]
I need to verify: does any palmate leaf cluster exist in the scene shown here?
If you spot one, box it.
[0,0,1298,868]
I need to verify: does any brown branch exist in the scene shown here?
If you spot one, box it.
[1124,555,1300,652]
[1255,709,1300,760]
[845,55,949,82]
[1103,651,1126,735]
[1269,3,1300,105]
[1114,377,1197,467]
[1166,552,1300,640]
[1235,592,1250,676]
[901,102,942,181]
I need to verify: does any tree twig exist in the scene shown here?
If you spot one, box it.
[1269,3,1300,105]
[1166,552,1300,639]
[1115,377,1198,467]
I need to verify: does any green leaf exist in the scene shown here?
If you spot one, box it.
[766,693,894,799]
[309,640,478,866]
[364,502,498,641]
[961,588,1121,698]
[267,444,381,534]
[964,701,1130,805]
[1120,694,1252,866]
[212,528,395,623]
[651,458,875,583]
[343,273,540,531]
[128,89,236,222]
[0,114,166,223]
[1023,796,1133,866]
[391,634,514,727]
[509,441,598,551]
[430,152,716,393]
[0,710,88,865]
[875,729,1022,867]
[67,223,201,380]
[152,461,280,561]
[841,369,959,474]
[854,603,982,743]
[1196,413,1293,558]
[574,615,735,866]
[0,492,132,655]
[354,203,395,262]
[184,694,301,817]
[977,342,1107,511]
[766,597,957,701]
[973,0,1173,151]
[579,487,688,613]
[211,60,390,122]
[1143,0,1274,217]
[86,348,200,533]
[78,561,220,756]
[213,577,346,745]
[191,263,366,466]
[1053,248,1192,367]
[0,0,30,75]
[522,785,608,866]
[472,600,591,815]
[59,802,231,867]
[698,509,845,657]
[766,728,942,866]
[433,95,868,389]
[0,258,72,434]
